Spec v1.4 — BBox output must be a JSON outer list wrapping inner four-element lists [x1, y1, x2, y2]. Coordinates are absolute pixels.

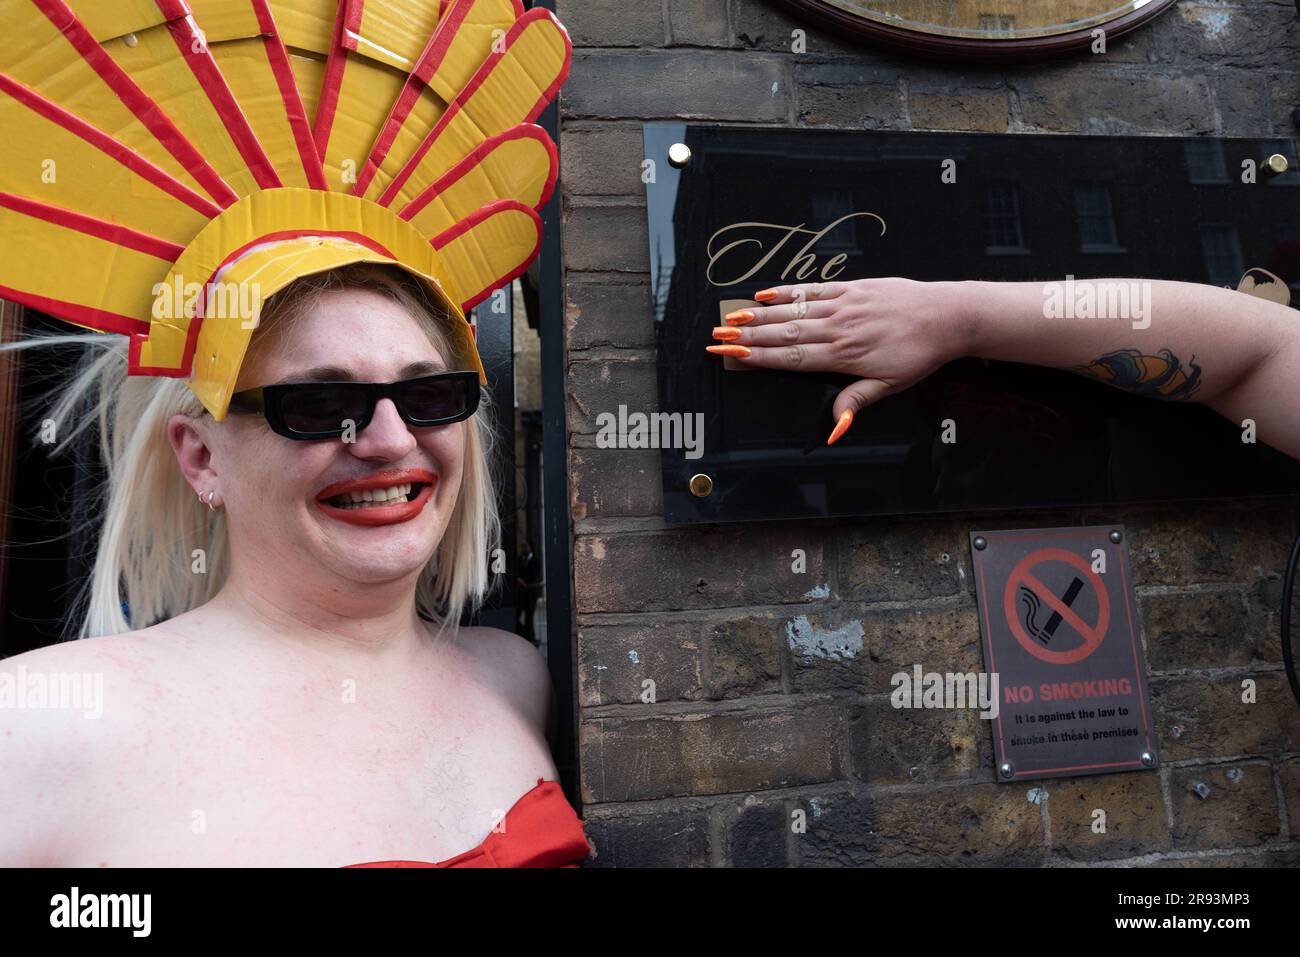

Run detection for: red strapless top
[[343, 778, 588, 868]]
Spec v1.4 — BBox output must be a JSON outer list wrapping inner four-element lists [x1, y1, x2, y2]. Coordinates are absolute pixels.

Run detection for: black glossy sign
[[643, 123, 1300, 524], [970, 525, 1157, 782]]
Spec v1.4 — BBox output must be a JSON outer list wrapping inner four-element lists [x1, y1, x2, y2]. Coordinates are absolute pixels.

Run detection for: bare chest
[[68, 675, 555, 866]]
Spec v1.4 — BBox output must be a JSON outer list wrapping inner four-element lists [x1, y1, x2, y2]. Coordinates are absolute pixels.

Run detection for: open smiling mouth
[[314, 471, 438, 527], [324, 482, 431, 509]]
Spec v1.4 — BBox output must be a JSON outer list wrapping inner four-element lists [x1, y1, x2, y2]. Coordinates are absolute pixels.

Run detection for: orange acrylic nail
[[712, 326, 742, 341], [724, 309, 755, 325], [754, 288, 779, 302], [826, 409, 854, 446], [706, 344, 751, 357]]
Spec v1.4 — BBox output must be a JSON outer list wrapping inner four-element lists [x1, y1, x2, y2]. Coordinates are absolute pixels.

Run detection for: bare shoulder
[[455, 626, 552, 736], [0, 627, 184, 865]]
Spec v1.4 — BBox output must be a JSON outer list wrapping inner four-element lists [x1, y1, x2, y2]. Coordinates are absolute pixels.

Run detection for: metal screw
[[1109, 529, 1122, 544], [974, 536, 987, 551], [1264, 153, 1290, 176], [1140, 751, 1154, 767], [689, 473, 713, 498], [668, 143, 692, 168], [999, 762, 1014, 779], [1190, 780, 1211, 800]]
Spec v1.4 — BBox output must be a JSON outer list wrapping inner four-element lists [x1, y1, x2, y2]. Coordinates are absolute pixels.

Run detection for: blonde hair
[[0, 263, 502, 642]]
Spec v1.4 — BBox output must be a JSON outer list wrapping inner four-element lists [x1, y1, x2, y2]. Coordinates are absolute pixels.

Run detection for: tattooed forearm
[[1060, 348, 1203, 401]]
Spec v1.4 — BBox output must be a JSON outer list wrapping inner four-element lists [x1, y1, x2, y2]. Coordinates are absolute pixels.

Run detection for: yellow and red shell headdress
[[0, 0, 570, 419]]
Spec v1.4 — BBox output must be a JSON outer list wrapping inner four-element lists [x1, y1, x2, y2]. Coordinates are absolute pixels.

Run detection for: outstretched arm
[[960, 279, 1300, 456], [709, 277, 1300, 459]]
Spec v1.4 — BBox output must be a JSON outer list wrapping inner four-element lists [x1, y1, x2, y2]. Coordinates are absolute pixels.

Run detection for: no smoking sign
[[971, 525, 1158, 782]]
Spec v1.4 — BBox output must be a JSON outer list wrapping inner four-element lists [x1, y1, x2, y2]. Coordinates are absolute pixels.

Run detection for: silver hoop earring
[[202, 490, 218, 512]]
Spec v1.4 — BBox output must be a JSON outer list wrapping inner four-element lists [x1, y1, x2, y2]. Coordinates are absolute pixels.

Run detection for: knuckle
[[783, 344, 804, 367], [782, 322, 801, 342]]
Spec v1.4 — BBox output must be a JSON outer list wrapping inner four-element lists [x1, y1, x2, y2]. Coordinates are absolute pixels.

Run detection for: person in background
[[517, 540, 542, 648]]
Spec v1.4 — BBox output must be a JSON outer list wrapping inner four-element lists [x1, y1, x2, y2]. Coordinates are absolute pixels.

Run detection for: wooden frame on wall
[[767, 0, 1181, 61]]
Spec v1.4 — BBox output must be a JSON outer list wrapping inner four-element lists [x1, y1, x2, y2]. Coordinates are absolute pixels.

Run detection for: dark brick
[[790, 604, 984, 696], [563, 204, 648, 273], [566, 356, 658, 438], [907, 71, 1009, 133], [560, 125, 648, 197], [580, 703, 844, 801], [1145, 2, 1300, 71], [1170, 762, 1280, 849], [728, 799, 789, 867], [1015, 69, 1215, 134], [553, 0, 663, 47], [563, 51, 789, 121], [577, 618, 705, 707], [1269, 72, 1300, 135], [1152, 672, 1300, 761], [573, 525, 826, 613], [565, 280, 655, 351], [1139, 589, 1251, 671], [1245, 574, 1288, 666], [1116, 507, 1296, 588], [1044, 770, 1170, 861], [1212, 70, 1275, 136], [732, 0, 864, 57], [668, 0, 734, 47], [797, 784, 1046, 866], [794, 62, 903, 128], [704, 614, 785, 700], [852, 695, 993, 785], [582, 806, 711, 866], [838, 516, 969, 603], [1162, 848, 1300, 867], [1282, 757, 1300, 840], [569, 446, 662, 522]]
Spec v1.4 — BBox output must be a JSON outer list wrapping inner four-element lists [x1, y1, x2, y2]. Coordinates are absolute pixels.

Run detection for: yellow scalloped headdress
[[0, 0, 571, 419]]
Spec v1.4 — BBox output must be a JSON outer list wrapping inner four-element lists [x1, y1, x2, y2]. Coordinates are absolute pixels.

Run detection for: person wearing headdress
[[0, 0, 585, 867]]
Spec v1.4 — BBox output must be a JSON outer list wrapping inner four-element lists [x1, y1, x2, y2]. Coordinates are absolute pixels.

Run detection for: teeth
[[328, 483, 415, 508]]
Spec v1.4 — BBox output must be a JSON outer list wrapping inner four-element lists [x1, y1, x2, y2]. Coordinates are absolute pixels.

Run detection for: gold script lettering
[[705, 212, 886, 286]]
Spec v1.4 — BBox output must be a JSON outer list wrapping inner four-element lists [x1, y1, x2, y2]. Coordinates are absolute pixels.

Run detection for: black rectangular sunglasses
[[227, 370, 480, 440]]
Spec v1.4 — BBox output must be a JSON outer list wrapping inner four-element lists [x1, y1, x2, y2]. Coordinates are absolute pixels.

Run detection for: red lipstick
[[315, 468, 437, 527]]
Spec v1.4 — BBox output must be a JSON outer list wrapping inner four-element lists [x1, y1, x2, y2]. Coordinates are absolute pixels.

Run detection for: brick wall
[[556, 0, 1300, 866]]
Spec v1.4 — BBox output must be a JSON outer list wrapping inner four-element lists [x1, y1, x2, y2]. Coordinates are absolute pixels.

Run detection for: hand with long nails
[[707, 278, 973, 445]]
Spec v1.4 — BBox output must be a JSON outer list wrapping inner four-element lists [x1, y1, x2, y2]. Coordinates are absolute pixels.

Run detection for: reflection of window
[[1200, 224, 1244, 287], [811, 189, 857, 253], [978, 14, 1015, 32], [1278, 224, 1300, 300], [982, 181, 1027, 254], [1074, 183, 1123, 252], [1184, 139, 1228, 184]]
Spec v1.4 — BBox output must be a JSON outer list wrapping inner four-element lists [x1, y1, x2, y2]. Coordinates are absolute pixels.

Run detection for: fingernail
[[754, 288, 779, 302], [724, 309, 754, 325], [706, 344, 751, 357], [826, 409, 853, 445], [712, 326, 742, 341]]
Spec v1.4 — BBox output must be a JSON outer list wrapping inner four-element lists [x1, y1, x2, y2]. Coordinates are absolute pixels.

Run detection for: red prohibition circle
[[1002, 547, 1109, 665]]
